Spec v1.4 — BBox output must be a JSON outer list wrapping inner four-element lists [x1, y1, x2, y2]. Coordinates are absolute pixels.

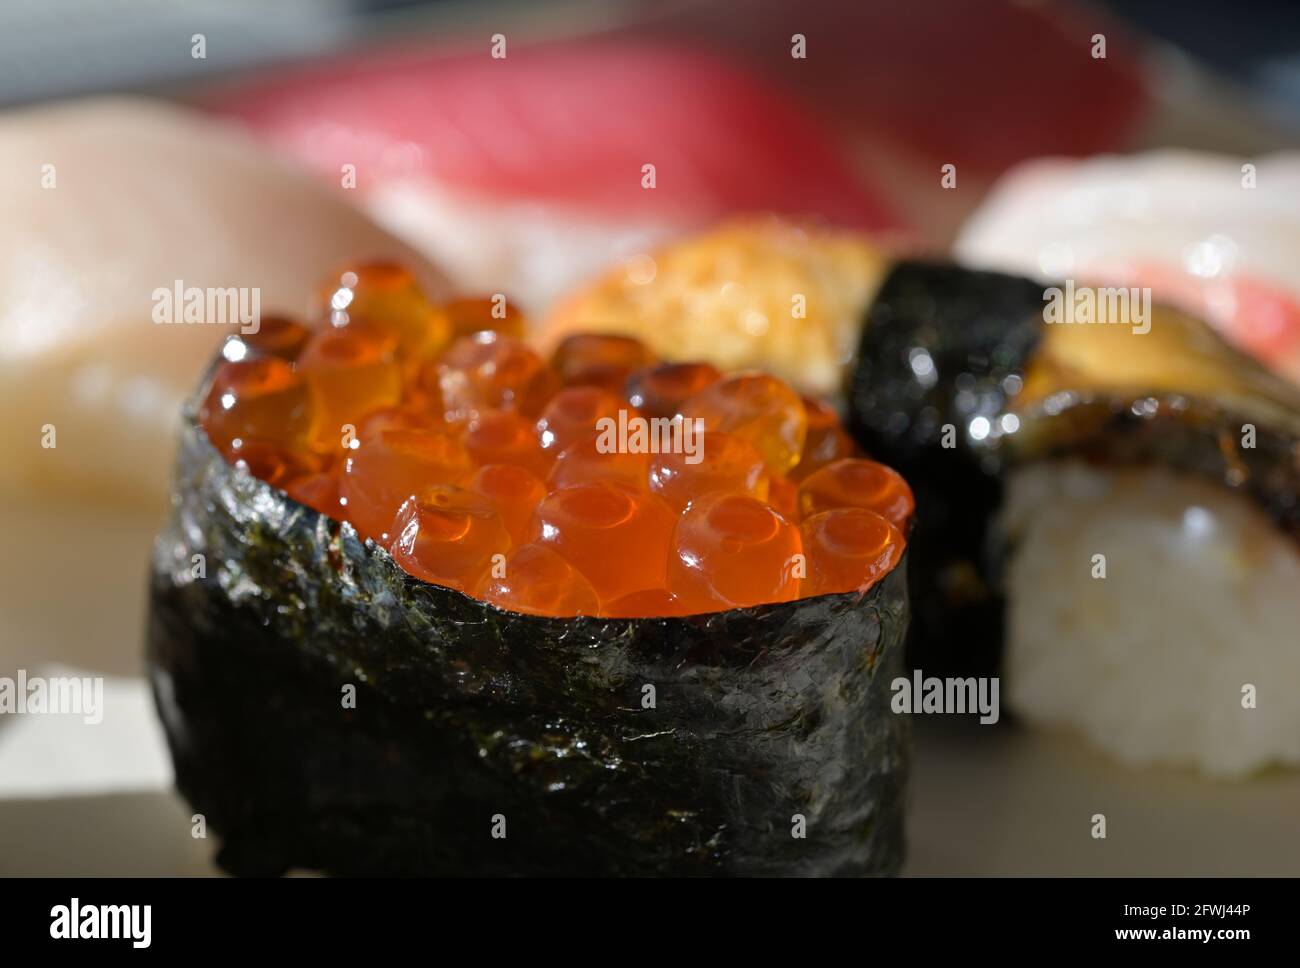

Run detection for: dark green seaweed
[[1009, 392, 1300, 541], [148, 411, 911, 877], [849, 262, 1044, 679]]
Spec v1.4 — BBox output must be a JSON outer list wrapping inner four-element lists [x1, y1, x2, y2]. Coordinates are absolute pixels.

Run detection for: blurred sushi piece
[[850, 262, 1300, 778], [0, 97, 447, 508], [543, 217, 888, 399], [629, 0, 1148, 238], [639, 0, 1149, 174], [544, 221, 1300, 777], [205, 39, 901, 312], [956, 151, 1300, 384]]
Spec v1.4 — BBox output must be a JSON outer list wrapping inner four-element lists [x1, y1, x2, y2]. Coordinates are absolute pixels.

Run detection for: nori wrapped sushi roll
[[848, 263, 1045, 678], [849, 261, 1300, 775], [848, 261, 1300, 674], [147, 268, 913, 876]]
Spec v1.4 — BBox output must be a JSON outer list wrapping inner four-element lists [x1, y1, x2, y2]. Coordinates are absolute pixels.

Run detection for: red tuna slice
[[207, 40, 901, 231], [634, 0, 1150, 174]]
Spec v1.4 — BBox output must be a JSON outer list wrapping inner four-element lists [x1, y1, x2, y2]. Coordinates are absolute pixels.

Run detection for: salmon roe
[[284, 469, 342, 517], [222, 315, 311, 363], [680, 372, 808, 475], [341, 428, 472, 544], [355, 406, 442, 442], [625, 361, 721, 418], [318, 261, 450, 364], [469, 463, 549, 545], [647, 430, 768, 511], [797, 458, 915, 530], [229, 439, 322, 487], [199, 268, 910, 616], [536, 386, 628, 454], [199, 357, 315, 459], [391, 486, 511, 592], [531, 480, 675, 602], [667, 493, 802, 612], [475, 543, 599, 617], [800, 508, 904, 598], [792, 395, 859, 479], [298, 324, 403, 452], [442, 295, 526, 340], [551, 333, 657, 391], [602, 587, 683, 619], [463, 409, 547, 474], [430, 331, 557, 423], [546, 437, 649, 490]]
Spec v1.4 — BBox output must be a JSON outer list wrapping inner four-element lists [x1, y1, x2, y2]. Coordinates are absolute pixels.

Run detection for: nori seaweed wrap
[[849, 263, 1044, 678], [148, 396, 911, 877]]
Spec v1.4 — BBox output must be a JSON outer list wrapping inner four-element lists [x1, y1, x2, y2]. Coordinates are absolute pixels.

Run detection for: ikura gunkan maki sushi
[[147, 261, 913, 876]]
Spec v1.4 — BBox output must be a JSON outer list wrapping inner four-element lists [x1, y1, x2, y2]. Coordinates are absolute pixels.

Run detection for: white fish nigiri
[[956, 150, 1300, 383], [0, 97, 448, 508]]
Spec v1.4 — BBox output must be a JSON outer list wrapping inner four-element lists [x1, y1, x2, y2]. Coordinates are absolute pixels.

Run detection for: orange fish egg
[[468, 463, 548, 545], [551, 333, 656, 391], [390, 486, 511, 592], [531, 480, 675, 601], [432, 332, 557, 423], [298, 324, 403, 453], [798, 458, 915, 530], [340, 428, 472, 543], [624, 361, 722, 418], [767, 474, 799, 520], [319, 261, 450, 363], [354, 406, 442, 443], [221, 315, 311, 363], [680, 372, 807, 475], [792, 395, 859, 480], [228, 439, 322, 488], [442, 295, 526, 340], [404, 361, 447, 417], [285, 469, 344, 517], [546, 438, 649, 490], [667, 493, 802, 612], [200, 358, 315, 455], [647, 430, 769, 511], [463, 408, 546, 473], [602, 587, 686, 619], [800, 508, 904, 597], [475, 543, 600, 617], [536, 385, 629, 453]]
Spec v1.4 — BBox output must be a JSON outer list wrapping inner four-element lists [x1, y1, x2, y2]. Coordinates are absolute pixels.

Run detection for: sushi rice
[[1001, 461, 1300, 778]]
